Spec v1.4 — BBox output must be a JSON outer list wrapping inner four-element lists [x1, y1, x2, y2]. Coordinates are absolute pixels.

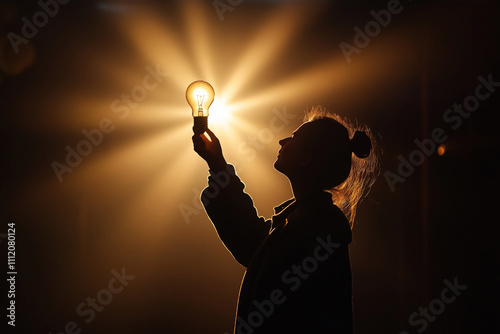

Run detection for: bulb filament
[[197, 94, 205, 116]]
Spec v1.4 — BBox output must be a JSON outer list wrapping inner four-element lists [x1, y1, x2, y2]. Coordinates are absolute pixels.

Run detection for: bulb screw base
[[193, 116, 208, 134]]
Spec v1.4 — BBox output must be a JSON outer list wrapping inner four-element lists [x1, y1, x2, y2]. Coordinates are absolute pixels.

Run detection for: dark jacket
[[202, 165, 353, 334]]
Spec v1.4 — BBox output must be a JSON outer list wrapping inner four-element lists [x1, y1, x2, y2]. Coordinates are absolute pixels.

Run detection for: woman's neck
[[290, 177, 323, 202]]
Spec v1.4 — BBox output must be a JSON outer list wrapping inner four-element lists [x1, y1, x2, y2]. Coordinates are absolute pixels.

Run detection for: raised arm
[[193, 128, 271, 267]]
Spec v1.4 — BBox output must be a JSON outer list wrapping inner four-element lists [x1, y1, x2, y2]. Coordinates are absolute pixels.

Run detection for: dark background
[[1, 0, 499, 333]]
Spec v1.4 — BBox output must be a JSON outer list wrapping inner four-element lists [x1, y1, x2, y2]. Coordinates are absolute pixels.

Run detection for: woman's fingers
[[192, 135, 206, 152], [204, 128, 219, 143], [192, 128, 225, 169]]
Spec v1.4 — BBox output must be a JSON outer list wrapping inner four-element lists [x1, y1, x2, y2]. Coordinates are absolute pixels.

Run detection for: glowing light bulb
[[186, 80, 215, 134]]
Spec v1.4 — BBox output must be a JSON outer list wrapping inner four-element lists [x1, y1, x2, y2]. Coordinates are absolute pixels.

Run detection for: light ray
[[230, 34, 418, 113], [221, 5, 314, 102], [114, 5, 197, 91], [180, 2, 217, 81]]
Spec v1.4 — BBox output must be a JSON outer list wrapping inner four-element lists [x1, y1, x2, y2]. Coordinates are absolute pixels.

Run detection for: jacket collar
[[273, 198, 296, 215], [271, 191, 332, 230]]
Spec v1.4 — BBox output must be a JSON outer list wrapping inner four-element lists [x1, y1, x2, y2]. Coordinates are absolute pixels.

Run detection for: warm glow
[[209, 97, 233, 126], [437, 144, 446, 156], [30, 0, 419, 257]]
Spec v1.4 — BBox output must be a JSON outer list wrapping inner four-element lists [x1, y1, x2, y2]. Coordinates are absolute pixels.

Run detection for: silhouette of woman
[[192, 106, 380, 334]]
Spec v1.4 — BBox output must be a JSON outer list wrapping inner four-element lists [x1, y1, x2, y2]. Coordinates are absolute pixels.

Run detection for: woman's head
[[274, 106, 380, 226]]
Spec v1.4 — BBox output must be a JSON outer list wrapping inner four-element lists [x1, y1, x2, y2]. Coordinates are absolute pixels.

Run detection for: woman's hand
[[192, 128, 227, 171]]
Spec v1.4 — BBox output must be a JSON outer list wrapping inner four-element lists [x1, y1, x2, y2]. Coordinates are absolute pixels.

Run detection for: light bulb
[[186, 80, 215, 134]]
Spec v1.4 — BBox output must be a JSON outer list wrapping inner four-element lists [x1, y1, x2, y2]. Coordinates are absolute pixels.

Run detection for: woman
[[192, 106, 380, 334]]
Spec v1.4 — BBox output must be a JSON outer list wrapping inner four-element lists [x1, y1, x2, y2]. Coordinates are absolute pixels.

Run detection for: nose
[[279, 137, 291, 146]]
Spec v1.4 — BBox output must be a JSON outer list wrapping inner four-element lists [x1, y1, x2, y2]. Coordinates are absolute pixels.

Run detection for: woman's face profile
[[274, 122, 317, 175]]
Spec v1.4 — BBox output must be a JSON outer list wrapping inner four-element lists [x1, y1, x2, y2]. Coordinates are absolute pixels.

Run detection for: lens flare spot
[[437, 144, 446, 156]]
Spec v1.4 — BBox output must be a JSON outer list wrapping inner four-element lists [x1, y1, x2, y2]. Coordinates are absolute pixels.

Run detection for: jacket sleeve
[[201, 164, 271, 268]]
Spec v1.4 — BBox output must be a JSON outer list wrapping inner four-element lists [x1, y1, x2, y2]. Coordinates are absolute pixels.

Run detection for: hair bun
[[350, 131, 372, 158]]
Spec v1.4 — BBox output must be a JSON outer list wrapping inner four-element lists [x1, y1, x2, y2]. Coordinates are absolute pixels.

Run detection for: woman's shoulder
[[286, 199, 352, 244]]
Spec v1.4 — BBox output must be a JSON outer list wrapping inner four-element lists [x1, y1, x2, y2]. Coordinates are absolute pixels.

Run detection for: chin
[[273, 159, 281, 171], [273, 160, 279, 170], [273, 160, 285, 174]]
